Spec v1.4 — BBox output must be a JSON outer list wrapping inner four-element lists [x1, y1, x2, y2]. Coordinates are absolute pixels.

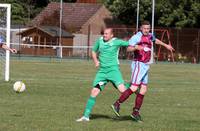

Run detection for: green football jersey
[[92, 37, 129, 67]]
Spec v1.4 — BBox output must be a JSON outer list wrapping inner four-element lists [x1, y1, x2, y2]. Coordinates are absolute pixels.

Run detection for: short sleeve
[[92, 37, 101, 52], [128, 32, 142, 46], [0, 36, 4, 45]]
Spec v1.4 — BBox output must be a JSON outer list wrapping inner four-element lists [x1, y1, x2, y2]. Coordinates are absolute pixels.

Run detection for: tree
[[157, 0, 200, 28], [11, 2, 27, 24], [104, 0, 154, 25], [104, 0, 200, 28]]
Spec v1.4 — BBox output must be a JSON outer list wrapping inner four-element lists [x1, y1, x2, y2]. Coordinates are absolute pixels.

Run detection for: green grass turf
[[0, 59, 200, 131]]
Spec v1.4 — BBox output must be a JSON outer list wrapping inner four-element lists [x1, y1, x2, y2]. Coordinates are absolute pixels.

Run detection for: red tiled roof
[[17, 26, 74, 38], [32, 2, 102, 30]]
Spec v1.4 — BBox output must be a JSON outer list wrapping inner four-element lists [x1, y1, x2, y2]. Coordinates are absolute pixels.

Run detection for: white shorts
[[130, 61, 150, 86]]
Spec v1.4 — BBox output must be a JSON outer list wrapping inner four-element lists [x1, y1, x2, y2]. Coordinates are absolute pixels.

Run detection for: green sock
[[83, 96, 96, 118]]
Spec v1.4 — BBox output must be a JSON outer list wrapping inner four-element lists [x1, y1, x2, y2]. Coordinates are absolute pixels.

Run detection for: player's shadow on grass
[[111, 115, 133, 121], [90, 114, 133, 121], [90, 114, 112, 120]]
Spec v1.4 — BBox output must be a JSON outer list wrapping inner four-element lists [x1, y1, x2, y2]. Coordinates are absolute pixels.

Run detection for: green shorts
[[92, 66, 124, 91]]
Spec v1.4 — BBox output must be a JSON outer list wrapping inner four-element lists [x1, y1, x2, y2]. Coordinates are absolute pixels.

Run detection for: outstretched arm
[[127, 45, 144, 52], [155, 39, 174, 52], [2, 44, 17, 53], [92, 51, 99, 68]]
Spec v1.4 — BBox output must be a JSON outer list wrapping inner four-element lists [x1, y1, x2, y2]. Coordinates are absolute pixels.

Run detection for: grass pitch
[[0, 59, 200, 131]]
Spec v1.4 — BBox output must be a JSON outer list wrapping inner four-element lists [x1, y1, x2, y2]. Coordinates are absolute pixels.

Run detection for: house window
[[22, 36, 33, 44]]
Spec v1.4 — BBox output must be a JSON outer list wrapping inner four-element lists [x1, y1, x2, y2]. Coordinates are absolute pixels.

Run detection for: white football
[[13, 81, 26, 93]]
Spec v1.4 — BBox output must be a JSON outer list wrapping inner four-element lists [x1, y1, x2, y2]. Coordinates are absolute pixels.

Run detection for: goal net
[[0, 4, 11, 81]]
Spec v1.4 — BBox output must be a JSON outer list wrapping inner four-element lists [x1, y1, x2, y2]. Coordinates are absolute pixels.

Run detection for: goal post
[[0, 4, 11, 81]]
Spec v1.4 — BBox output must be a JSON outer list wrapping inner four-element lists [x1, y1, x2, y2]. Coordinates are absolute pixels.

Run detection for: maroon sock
[[133, 93, 144, 115], [116, 88, 133, 104]]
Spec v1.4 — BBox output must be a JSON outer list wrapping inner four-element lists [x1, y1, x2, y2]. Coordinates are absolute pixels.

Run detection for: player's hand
[[135, 45, 144, 51], [11, 49, 17, 53], [95, 61, 99, 68], [166, 44, 175, 52]]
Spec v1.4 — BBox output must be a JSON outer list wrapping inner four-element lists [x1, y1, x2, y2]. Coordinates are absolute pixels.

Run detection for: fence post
[[197, 29, 200, 63], [176, 29, 179, 53], [87, 25, 91, 60], [18, 25, 21, 59]]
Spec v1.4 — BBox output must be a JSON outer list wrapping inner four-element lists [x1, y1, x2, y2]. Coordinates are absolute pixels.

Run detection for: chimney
[[77, 0, 97, 3]]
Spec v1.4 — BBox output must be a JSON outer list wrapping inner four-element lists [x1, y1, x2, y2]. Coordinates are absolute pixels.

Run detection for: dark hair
[[141, 20, 150, 26]]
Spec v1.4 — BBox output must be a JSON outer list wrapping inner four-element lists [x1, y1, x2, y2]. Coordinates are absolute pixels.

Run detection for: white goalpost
[[0, 4, 11, 81]]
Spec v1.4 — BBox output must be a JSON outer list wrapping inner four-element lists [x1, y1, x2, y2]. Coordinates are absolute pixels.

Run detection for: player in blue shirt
[[111, 21, 174, 122], [0, 36, 16, 53]]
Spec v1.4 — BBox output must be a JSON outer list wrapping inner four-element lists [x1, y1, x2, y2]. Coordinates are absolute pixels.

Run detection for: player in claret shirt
[[111, 21, 174, 122]]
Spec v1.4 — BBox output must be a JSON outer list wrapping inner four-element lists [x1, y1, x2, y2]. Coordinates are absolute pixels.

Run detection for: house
[[30, 2, 117, 58], [31, 2, 114, 35], [17, 26, 74, 56]]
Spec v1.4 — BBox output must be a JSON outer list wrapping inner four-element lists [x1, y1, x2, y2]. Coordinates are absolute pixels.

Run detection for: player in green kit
[[76, 28, 129, 122]]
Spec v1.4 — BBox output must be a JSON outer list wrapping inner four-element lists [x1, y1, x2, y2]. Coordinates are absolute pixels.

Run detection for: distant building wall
[[72, 33, 100, 57], [80, 6, 113, 35]]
